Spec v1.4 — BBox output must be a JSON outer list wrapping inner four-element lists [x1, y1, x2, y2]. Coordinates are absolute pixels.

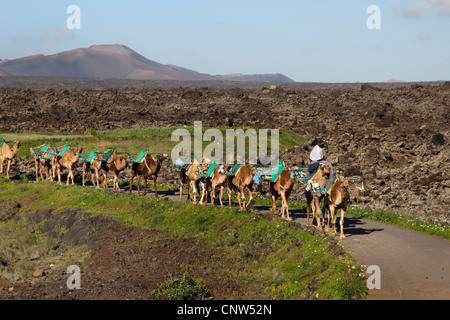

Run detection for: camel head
[[338, 177, 349, 188], [118, 153, 128, 166], [249, 165, 260, 175], [320, 163, 331, 173], [217, 164, 230, 175], [121, 154, 127, 161], [157, 153, 168, 163], [198, 158, 209, 174], [76, 147, 83, 154]]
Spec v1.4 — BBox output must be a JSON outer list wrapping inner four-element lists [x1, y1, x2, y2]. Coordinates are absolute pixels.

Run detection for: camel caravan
[[0, 138, 364, 239], [171, 144, 364, 238]]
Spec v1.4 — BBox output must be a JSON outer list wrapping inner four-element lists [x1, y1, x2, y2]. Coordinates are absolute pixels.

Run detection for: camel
[[227, 164, 259, 210], [52, 147, 83, 185], [176, 166, 191, 201], [208, 165, 230, 207], [82, 160, 102, 188], [171, 157, 193, 201], [325, 177, 350, 239], [270, 170, 295, 220], [32, 146, 54, 182], [184, 158, 210, 205], [308, 163, 331, 229], [100, 151, 128, 191], [0, 140, 20, 179], [30, 145, 53, 182], [128, 153, 167, 197]]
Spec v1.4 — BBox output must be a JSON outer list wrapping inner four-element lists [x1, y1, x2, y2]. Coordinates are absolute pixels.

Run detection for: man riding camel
[[306, 142, 334, 191]]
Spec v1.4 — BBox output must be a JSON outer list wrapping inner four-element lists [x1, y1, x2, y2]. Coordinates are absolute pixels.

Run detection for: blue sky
[[0, 0, 449, 82]]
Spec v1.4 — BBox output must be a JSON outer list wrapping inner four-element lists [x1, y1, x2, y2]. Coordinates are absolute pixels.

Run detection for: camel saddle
[[256, 160, 286, 184], [94, 149, 115, 163], [127, 150, 148, 164], [79, 149, 99, 163], [196, 159, 218, 178]]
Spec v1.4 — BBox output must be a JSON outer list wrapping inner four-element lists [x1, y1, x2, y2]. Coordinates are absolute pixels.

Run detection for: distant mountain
[[215, 73, 294, 82], [0, 68, 10, 77], [387, 79, 405, 83], [0, 44, 294, 82]]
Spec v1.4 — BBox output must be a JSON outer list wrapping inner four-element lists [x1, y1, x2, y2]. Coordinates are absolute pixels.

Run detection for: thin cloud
[[40, 27, 74, 41], [10, 32, 34, 41], [394, 0, 450, 18], [10, 28, 74, 42]]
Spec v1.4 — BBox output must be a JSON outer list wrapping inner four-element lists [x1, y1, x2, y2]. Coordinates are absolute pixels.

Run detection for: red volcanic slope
[[0, 44, 294, 82], [0, 68, 10, 77], [0, 45, 214, 81]]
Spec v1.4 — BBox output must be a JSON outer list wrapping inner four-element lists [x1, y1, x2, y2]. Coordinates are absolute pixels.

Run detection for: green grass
[[9, 126, 308, 160], [0, 180, 367, 300], [151, 264, 211, 300]]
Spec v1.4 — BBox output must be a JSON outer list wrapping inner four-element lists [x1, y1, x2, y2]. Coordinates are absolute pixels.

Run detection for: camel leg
[[210, 185, 215, 206], [201, 181, 207, 205], [312, 196, 322, 229], [199, 182, 206, 205], [306, 203, 310, 226], [6, 160, 11, 179], [219, 186, 224, 208], [228, 188, 232, 208], [305, 191, 311, 226], [241, 187, 247, 210], [94, 172, 98, 187], [94, 169, 99, 188], [71, 167, 75, 185], [236, 190, 242, 210], [39, 164, 45, 181], [246, 188, 253, 210], [136, 175, 141, 195], [45, 166, 50, 181], [101, 171, 107, 189], [326, 203, 333, 234], [66, 167, 71, 185], [39, 164, 43, 181], [57, 167, 62, 186], [187, 182, 193, 202], [328, 204, 335, 235], [339, 208, 346, 239], [239, 187, 246, 210], [35, 158, 40, 182], [271, 194, 277, 213], [113, 172, 119, 191], [48, 166, 53, 181], [179, 183, 184, 201], [51, 162, 56, 182], [128, 170, 135, 193], [0, 158, 4, 176], [82, 164, 87, 186], [191, 181, 198, 204], [281, 192, 291, 221], [321, 199, 328, 229]]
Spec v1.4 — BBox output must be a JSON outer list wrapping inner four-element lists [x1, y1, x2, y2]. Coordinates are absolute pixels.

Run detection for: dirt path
[[150, 188, 450, 300]]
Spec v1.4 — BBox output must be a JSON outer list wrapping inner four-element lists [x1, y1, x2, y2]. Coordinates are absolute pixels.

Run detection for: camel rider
[[306, 144, 334, 191]]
